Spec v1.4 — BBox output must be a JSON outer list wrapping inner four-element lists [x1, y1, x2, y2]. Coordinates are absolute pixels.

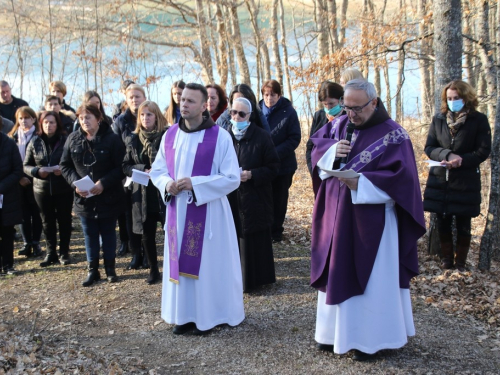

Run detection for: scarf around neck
[[138, 128, 162, 164], [18, 126, 36, 161], [446, 110, 468, 137]]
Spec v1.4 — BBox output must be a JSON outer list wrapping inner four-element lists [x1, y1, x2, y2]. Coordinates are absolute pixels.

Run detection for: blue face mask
[[324, 104, 342, 117], [447, 99, 465, 113], [230, 119, 250, 131]]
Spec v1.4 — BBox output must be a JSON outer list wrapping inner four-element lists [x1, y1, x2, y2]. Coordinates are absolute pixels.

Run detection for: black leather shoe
[[32, 243, 43, 257], [173, 322, 195, 335], [126, 254, 142, 270], [317, 343, 334, 352], [60, 253, 71, 265], [352, 350, 377, 361], [118, 242, 129, 256], [18, 243, 32, 257], [146, 267, 161, 285]]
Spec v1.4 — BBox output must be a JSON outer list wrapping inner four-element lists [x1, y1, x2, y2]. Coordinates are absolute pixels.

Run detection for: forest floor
[[1, 140, 500, 374]]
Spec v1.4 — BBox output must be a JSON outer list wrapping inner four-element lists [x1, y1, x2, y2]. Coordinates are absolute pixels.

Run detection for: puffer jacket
[[0, 133, 23, 226], [23, 134, 73, 196], [60, 122, 125, 219], [259, 97, 301, 175]]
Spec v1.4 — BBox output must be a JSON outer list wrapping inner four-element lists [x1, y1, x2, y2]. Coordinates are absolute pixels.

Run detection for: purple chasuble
[[164, 124, 220, 283], [310, 114, 426, 305]]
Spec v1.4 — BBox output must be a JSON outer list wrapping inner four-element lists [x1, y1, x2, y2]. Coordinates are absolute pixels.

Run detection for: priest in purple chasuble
[[310, 79, 426, 360], [150, 83, 244, 335]]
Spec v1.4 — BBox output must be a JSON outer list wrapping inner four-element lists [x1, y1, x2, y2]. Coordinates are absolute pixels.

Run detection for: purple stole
[[164, 124, 219, 284]]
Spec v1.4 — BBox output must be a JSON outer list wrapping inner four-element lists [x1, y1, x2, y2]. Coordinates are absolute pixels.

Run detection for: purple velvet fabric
[[310, 114, 426, 305]]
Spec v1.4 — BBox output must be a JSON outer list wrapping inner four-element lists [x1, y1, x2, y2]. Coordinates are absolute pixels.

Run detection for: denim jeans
[[79, 215, 117, 262]]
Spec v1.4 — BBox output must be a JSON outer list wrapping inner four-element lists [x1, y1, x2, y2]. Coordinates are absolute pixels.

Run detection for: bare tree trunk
[[195, 0, 214, 83], [47, 0, 54, 83], [279, 0, 293, 102], [383, 57, 392, 117], [339, 0, 348, 48], [271, 0, 283, 84], [479, 0, 500, 270], [315, 0, 329, 58], [228, 1, 250, 84], [395, 49, 404, 123], [433, 0, 462, 112], [463, 2, 476, 89], [215, 3, 229, 87], [9, 0, 24, 97], [222, 5, 237, 87], [327, 0, 338, 54], [417, 0, 432, 123], [245, 0, 271, 81]]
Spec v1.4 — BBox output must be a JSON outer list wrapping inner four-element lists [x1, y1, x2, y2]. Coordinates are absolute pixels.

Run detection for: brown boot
[[439, 232, 454, 269], [455, 235, 471, 271]]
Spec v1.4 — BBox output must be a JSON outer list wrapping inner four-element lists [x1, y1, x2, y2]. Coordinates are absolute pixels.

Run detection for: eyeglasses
[[83, 149, 97, 167], [340, 98, 373, 113], [230, 109, 251, 118]]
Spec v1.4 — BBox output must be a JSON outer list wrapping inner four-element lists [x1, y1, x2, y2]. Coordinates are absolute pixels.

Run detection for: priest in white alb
[[150, 83, 244, 335]]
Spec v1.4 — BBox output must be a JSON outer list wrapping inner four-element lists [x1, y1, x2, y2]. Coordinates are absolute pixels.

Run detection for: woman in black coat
[[259, 79, 301, 243], [0, 121, 23, 274], [122, 101, 166, 284], [228, 97, 279, 292], [8, 106, 43, 258], [24, 111, 73, 267], [423, 80, 491, 271], [305, 81, 344, 175], [60, 104, 125, 286]]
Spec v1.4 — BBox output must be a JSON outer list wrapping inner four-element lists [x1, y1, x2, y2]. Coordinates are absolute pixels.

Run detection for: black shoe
[[60, 253, 71, 265], [272, 235, 282, 243], [146, 267, 161, 285], [104, 258, 118, 283], [173, 322, 196, 335], [352, 350, 377, 362], [40, 252, 60, 267], [117, 241, 129, 256], [5, 267, 17, 275], [317, 343, 334, 352], [18, 243, 32, 257], [126, 254, 143, 270], [32, 243, 43, 257], [192, 327, 212, 336], [142, 253, 150, 269], [82, 260, 100, 287]]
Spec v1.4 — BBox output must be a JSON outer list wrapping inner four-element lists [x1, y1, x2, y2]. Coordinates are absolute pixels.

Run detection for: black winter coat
[[112, 108, 137, 143], [122, 132, 165, 234], [228, 124, 279, 234], [305, 109, 329, 174], [23, 134, 73, 196], [0, 96, 29, 122], [0, 133, 23, 226], [259, 97, 301, 175], [60, 123, 125, 219], [423, 111, 491, 217]]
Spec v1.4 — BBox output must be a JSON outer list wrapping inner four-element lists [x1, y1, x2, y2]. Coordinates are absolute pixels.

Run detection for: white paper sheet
[[0, 194, 3, 208], [424, 160, 445, 167], [44, 165, 60, 173], [132, 169, 150, 186], [319, 168, 360, 178], [73, 175, 96, 197]]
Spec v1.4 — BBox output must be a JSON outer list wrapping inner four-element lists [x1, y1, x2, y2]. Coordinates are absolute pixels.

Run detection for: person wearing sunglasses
[[309, 79, 425, 361], [23, 111, 73, 267], [306, 81, 344, 176], [227, 97, 279, 292], [60, 104, 125, 287], [259, 79, 301, 243]]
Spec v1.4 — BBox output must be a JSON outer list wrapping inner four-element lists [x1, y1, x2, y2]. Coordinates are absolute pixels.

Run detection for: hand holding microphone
[[337, 123, 355, 164]]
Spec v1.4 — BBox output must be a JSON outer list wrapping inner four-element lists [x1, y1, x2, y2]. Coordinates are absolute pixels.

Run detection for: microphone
[[340, 123, 355, 166]]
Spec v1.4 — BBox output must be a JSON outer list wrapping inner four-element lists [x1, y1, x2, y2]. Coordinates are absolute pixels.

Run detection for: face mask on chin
[[324, 104, 342, 117], [230, 119, 250, 131]]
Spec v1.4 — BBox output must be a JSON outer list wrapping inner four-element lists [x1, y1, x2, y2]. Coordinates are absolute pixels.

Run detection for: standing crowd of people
[[0, 70, 490, 361]]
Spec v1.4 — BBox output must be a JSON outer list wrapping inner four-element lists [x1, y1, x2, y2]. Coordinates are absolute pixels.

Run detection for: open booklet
[[320, 168, 360, 178], [73, 175, 96, 198], [131, 169, 150, 186]]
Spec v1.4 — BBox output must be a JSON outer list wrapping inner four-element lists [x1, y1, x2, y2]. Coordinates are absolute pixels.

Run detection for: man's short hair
[[121, 79, 135, 91], [125, 84, 146, 98], [45, 95, 62, 105], [344, 79, 377, 100], [185, 83, 208, 103], [0, 80, 9, 88], [49, 81, 67, 96]]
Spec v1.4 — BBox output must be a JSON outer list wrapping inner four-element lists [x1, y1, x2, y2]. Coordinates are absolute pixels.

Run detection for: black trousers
[[271, 172, 295, 239], [0, 219, 15, 271], [34, 191, 73, 254], [130, 212, 162, 268], [436, 214, 471, 237]]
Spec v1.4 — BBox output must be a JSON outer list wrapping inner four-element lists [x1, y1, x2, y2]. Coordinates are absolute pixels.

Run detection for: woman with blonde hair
[[122, 100, 167, 284], [423, 80, 491, 271], [9, 107, 43, 258], [339, 68, 364, 87]]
